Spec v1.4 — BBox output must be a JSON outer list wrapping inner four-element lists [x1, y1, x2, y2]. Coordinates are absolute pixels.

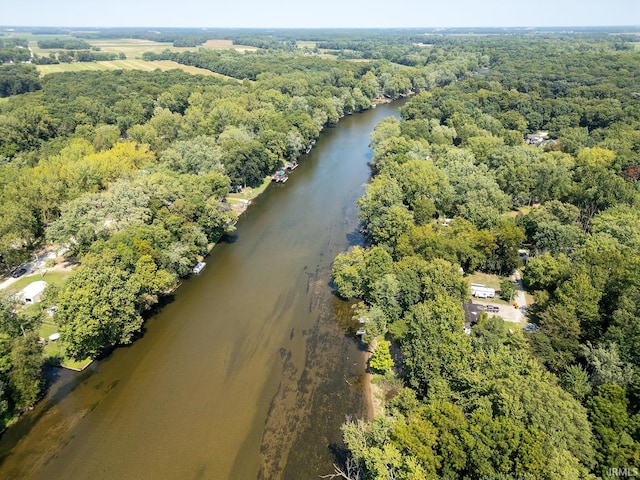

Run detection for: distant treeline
[[70, 29, 211, 48], [37, 38, 92, 50], [0, 37, 28, 48], [230, 36, 296, 51], [0, 37, 30, 64], [40, 50, 123, 63]]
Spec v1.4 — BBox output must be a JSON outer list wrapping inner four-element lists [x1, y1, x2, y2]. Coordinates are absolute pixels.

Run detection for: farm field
[[36, 59, 230, 77], [29, 37, 258, 59], [90, 38, 257, 57], [296, 40, 317, 49], [201, 38, 258, 51], [28, 38, 183, 58], [29, 37, 258, 77]]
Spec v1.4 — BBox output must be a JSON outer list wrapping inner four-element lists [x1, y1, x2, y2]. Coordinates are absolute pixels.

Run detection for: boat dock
[[271, 170, 289, 183]]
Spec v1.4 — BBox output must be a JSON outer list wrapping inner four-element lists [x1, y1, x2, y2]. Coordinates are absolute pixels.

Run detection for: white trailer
[[471, 284, 495, 298]]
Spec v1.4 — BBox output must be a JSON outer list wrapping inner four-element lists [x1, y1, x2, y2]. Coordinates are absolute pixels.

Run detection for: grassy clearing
[[36, 62, 115, 74], [297, 41, 317, 49], [504, 205, 533, 218], [150, 61, 237, 79], [467, 271, 503, 290], [201, 39, 258, 52], [61, 356, 93, 371], [3, 270, 71, 297], [39, 318, 92, 370], [3, 272, 93, 370], [227, 177, 272, 215], [63, 38, 194, 59], [29, 35, 258, 60], [23, 270, 70, 289], [40, 321, 57, 339], [83, 38, 256, 58], [227, 176, 272, 202], [467, 272, 514, 305], [36, 59, 228, 77]]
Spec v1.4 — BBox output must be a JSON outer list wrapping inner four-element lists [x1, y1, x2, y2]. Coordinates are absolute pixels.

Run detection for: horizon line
[[2, 25, 640, 30]]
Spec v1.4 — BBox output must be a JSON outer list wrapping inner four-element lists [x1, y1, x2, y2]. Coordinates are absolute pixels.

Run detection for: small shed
[[20, 280, 48, 304]]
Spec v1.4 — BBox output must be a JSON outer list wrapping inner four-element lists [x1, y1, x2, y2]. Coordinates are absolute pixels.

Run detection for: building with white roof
[[19, 280, 48, 304]]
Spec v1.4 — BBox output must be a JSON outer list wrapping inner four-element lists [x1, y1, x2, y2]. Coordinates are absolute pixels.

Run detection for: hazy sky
[[2, 0, 639, 29]]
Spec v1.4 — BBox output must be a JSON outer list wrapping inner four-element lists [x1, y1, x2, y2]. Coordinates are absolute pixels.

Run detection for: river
[[0, 100, 404, 479]]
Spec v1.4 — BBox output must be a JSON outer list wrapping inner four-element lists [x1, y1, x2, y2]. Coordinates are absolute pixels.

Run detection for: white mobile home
[[471, 284, 495, 299], [19, 281, 48, 304]]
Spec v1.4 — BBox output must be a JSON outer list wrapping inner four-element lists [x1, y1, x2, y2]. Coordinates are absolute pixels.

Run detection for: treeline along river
[[0, 100, 405, 479]]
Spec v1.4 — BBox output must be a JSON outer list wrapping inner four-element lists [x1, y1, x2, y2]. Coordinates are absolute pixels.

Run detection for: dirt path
[[0, 247, 72, 291], [512, 269, 528, 323]]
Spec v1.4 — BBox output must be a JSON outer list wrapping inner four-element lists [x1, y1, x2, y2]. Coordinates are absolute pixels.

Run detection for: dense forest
[[1, 28, 640, 478], [331, 34, 640, 479]]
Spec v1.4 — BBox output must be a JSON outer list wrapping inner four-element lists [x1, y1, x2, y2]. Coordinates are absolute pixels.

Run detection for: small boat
[[356, 329, 366, 336], [192, 262, 206, 274]]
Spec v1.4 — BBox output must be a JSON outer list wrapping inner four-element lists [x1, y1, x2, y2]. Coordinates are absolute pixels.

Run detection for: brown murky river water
[[0, 100, 403, 479]]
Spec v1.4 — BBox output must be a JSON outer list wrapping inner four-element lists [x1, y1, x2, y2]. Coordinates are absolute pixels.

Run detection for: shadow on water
[[0, 366, 93, 464], [345, 227, 368, 248], [0, 291, 182, 464], [217, 231, 239, 244], [328, 442, 351, 468], [99, 292, 179, 352]]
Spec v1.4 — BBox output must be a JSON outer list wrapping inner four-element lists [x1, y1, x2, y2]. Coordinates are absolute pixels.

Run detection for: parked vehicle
[[11, 266, 28, 278]]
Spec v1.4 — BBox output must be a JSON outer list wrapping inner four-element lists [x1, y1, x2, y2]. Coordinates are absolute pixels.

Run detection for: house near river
[[18, 281, 48, 304]]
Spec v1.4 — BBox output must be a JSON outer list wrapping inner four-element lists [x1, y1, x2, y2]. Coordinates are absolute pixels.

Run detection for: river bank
[[362, 338, 385, 420], [225, 176, 272, 217]]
